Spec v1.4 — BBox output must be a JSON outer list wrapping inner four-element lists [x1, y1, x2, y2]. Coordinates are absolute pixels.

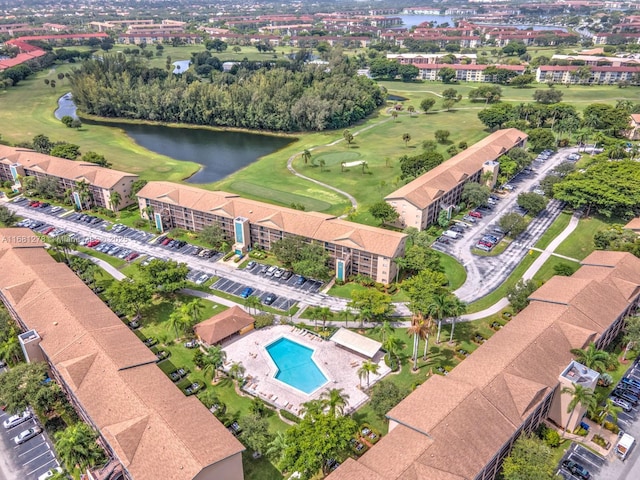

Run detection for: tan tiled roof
[[328, 250, 640, 480], [194, 305, 254, 345], [0, 145, 137, 189], [137, 181, 407, 258], [0, 229, 244, 480], [385, 129, 528, 209]]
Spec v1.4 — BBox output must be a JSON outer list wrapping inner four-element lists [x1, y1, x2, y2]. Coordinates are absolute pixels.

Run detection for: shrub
[[598, 373, 613, 387], [280, 409, 300, 423], [384, 354, 399, 371], [254, 313, 275, 329], [223, 251, 235, 261], [592, 434, 610, 449], [133, 219, 147, 228], [233, 255, 242, 263], [375, 282, 385, 292], [386, 284, 398, 294], [573, 426, 588, 436], [603, 421, 620, 434], [543, 428, 561, 448]]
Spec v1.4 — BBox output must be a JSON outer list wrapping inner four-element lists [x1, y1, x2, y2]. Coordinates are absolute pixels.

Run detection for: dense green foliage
[[271, 236, 331, 280], [70, 55, 384, 132], [507, 279, 539, 313], [501, 435, 555, 480]]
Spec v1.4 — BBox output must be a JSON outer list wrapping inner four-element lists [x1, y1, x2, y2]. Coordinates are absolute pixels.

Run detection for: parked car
[[3, 410, 32, 429], [247, 261, 256, 269], [475, 244, 491, 252], [195, 273, 210, 285], [14, 426, 42, 445], [184, 339, 199, 349], [86, 240, 101, 248], [263, 293, 277, 305], [295, 275, 307, 286], [184, 382, 202, 396], [240, 287, 254, 298], [274, 268, 284, 278], [622, 376, 640, 389], [125, 252, 139, 262], [265, 266, 277, 277], [42, 226, 55, 235], [561, 460, 590, 479], [282, 270, 293, 280], [436, 237, 450, 244], [469, 211, 483, 219], [613, 389, 639, 406], [611, 396, 633, 412]]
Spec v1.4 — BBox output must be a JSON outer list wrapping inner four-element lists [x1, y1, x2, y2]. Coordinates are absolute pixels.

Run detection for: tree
[[202, 345, 226, 381], [138, 258, 189, 294], [266, 431, 288, 464], [596, 398, 622, 436], [357, 360, 379, 389], [54, 423, 105, 471], [468, 85, 502, 103], [129, 179, 148, 199], [347, 289, 392, 323], [553, 263, 577, 276], [509, 74, 535, 88], [343, 129, 354, 145], [561, 384, 596, 437], [438, 66, 457, 83], [402, 132, 411, 147], [623, 316, 640, 361], [370, 381, 408, 418], [50, 143, 80, 160], [320, 388, 350, 417], [280, 413, 357, 479], [0, 362, 49, 413], [199, 224, 229, 250], [369, 201, 399, 225], [478, 103, 516, 130], [228, 361, 246, 381], [517, 192, 548, 216], [427, 292, 459, 344], [570, 343, 610, 373], [403, 270, 449, 315], [398, 63, 419, 82], [434, 130, 450, 144], [61, 115, 74, 128], [407, 314, 429, 371], [533, 89, 563, 104], [499, 212, 528, 238], [106, 279, 154, 318], [502, 435, 555, 480], [420, 97, 436, 113], [399, 150, 444, 179], [109, 191, 122, 212], [0, 205, 17, 227], [461, 182, 490, 207], [301, 149, 311, 164], [241, 413, 272, 455], [168, 307, 189, 338], [82, 151, 111, 168], [506, 279, 538, 313], [32, 134, 53, 154], [401, 244, 443, 274], [272, 236, 331, 280], [528, 128, 556, 153]]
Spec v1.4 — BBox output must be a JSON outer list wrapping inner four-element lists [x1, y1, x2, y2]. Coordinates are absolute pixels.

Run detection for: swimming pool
[[266, 338, 327, 394]]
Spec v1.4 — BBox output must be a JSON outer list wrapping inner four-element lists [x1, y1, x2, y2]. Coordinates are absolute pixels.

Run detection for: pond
[[55, 93, 294, 183]]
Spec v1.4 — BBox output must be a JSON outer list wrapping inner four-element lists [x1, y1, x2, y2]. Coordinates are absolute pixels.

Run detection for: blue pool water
[[266, 338, 327, 394]]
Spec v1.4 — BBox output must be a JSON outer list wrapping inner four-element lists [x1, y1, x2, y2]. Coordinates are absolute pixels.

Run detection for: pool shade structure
[[266, 338, 327, 394], [330, 328, 382, 358], [194, 306, 254, 347]]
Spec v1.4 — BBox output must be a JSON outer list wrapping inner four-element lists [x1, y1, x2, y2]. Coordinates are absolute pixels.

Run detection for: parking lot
[[212, 277, 297, 311], [0, 410, 61, 479], [558, 443, 606, 479], [244, 262, 323, 293], [153, 235, 224, 263]]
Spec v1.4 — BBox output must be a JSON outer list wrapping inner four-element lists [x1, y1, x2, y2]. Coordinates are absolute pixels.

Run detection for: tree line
[[69, 54, 385, 132]]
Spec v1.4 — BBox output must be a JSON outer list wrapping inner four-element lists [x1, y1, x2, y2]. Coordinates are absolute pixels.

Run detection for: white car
[[38, 467, 64, 480], [14, 425, 42, 444], [3, 409, 32, 429]]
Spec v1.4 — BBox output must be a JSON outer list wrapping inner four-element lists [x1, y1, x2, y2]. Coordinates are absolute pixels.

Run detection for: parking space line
[[569, 451, 601, 469], [22, 449, 54, 466], [18, 439, 46, 456], [27, 458, 58, 476]]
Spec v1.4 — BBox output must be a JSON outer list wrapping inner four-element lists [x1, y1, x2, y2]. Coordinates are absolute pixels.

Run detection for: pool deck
[[222, 325, 390, 416]]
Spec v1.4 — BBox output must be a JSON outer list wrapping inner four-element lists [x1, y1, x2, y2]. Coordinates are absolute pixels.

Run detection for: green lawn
[[536, 212, 572, 250], [555, 215, 620, 260], [229, 180, 333, 212], [532, 255, 580, 285], [434, 251, 467, 290]]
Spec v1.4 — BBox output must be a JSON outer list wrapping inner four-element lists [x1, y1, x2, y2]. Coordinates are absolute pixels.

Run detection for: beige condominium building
[[385, 128, 528, 230], [136, 181, 407, 284], [0, 146, 139, 211], [328, 251, 640, 480], [0, 229, 245, 480]]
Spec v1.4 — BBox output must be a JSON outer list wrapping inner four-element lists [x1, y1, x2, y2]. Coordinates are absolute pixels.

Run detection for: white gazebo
[[330, 328, 381, 359]]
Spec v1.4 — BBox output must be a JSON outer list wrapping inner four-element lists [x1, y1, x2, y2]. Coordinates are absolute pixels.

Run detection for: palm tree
[[373, 320, 395, 344], [50, 235, 76, 264], [266, 432, 288, 463], [570, 343, 609, 373], [358, 360, 379, 389], [301, 149, 312, 165], [357, 364, 367, 388], [109, 190, 122, 213], [202, 345, 226, 381], [561, 384, 596, 437], [382, 335, 404, 364], [307, 306, 321, 329], [448, 297, 467, 343], [300, 399, 325, 419], [54, 423, 104, 471], [596, 398, 622, 436], [616, 99, 633, 113], [320, 388, 350, 417], [340, 308, 351, 327], [427, 293, 456, 344], [228, 361, 245, 381], [244, 295, 261, 315], [0, 333, 23, 364], [186, 299, 205, 326], [168, 307, 188, 339], [407, 105, 415, 116], [74, 180, 92, 210], [319, 159, 326, 172], [402, 132, 411, 147], [407, 314, 429, 371], [592, 131, 606, 154], [318, 306, 332, 330]]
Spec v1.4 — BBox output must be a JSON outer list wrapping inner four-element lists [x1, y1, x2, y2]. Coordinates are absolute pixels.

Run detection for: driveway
[[446, 147, 581, 303]]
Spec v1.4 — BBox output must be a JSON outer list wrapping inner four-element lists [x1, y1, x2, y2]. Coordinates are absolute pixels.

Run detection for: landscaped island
[[69, 55, 384, 132]]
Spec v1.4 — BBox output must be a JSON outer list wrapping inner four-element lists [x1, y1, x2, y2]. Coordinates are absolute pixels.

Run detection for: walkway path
[[285, 116, 394, 212]]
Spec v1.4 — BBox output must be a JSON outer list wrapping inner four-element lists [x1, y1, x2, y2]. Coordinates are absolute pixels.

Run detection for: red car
[[42, 226, 55, 235], [161, 237, 173, 246], [29, 201, 40, 207], [87, 239, 101, 248], [126, 252, 139, 262], [469, 211, 483, 219]]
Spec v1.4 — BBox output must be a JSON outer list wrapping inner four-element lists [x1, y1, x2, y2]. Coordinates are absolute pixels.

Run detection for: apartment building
[[0, 146, 139, 211], [387, 53, 478, 64], [551, 54, 640, 67], [117, 33, 203, 45], [414, 63, 524, 82], [328, 250, 640, 480], [385, 129, 528, 230], [536, 65, 640, 84], [0, 229, 245, 480], [136, 181, 406, 284]]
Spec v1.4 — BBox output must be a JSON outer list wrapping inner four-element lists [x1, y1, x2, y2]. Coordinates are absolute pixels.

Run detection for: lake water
[[392, 14, 567, 32], [55, 93, 294, 183], [173, 59, 190, 74]]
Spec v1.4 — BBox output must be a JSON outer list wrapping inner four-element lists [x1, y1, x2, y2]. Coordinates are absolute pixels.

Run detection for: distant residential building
[[42, 23, 68, 32], [385, 129, 527, 230], [414, 63, 525, 82], [136, 181, 407, 284], [536, 65, 640, 85], [117, 33, 203, 45], [387, 53, 477, 65], [551, 54, 640, 67], [0, 146, 138, 211], [628, 114, 640, 140], [593, 32, 640, 45]]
